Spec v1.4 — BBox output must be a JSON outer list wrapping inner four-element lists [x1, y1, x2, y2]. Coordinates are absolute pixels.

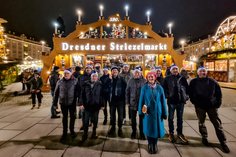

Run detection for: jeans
[[110, 100, 124, 129], [61, 105, 76, 135], [84, 110, 99, 135], [168, 103, 184, 135], [130, 109, 144, 135], [195, 107, 226, 143]]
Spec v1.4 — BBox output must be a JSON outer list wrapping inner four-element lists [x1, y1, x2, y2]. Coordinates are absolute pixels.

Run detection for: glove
[[162, 115, 167, 120]]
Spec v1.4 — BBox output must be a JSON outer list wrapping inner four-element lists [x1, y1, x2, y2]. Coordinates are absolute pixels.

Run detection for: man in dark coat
[[126, 69, 146, 139], [78, 65, 93, 130], [79, 73, 104, 141], [72, 66, 82, 79], [53, 69, 79, 143], [189, 67, 230, 153], [108, 66, 127, 137], [49, 66, 60, 118], [163, 65, 189, 144], [100, 68, 111, 125]]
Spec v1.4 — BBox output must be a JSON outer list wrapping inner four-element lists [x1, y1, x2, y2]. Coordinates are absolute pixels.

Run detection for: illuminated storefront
[[41, 13, 185, 89], [201, 16, 236, 82]]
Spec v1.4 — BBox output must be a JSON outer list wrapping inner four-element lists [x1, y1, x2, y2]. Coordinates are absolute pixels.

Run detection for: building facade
[[178, 16, 236, 82], [5, 33, 51, 61]]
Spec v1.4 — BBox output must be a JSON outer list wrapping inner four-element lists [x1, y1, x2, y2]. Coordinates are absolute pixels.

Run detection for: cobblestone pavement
[[0, 82, 235, 157]]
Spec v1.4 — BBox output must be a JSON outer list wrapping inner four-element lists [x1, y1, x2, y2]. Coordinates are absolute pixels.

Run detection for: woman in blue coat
[[138, 71, 168, 154]]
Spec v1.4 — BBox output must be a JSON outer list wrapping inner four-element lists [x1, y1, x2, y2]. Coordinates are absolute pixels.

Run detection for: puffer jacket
[[53, 77, 78, 106], [189, 77, 222, 109], [80, 80, 104, 111], [126, 77, 146, 110]]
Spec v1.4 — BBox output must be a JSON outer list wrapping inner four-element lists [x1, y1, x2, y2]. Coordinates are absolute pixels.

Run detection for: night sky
[[1, 0, 236, 47]]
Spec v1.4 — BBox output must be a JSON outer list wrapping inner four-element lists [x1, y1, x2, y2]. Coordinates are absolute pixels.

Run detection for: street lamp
[[180, 39, 186, 52], [99, 4, 104, 17], [77, 9, 82, 22], [167, 22, 173, 34], [125, 5, 129, 17], [54, 22, 59, 34], [146, 10, 151, 22]]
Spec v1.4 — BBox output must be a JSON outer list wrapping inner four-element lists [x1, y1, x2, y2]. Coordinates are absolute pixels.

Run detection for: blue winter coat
[[138, 83, 168, 138]]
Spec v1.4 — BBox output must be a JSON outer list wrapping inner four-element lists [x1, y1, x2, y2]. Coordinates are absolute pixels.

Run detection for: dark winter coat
[[163, 74, 189, 104], [31, 77, 43, 90], [110, 76, 127, 102], [49, 71, 59, 91], [80, 80, 104, 111], [53, 77, 78, 106], [126, 77, 146, 110], [189, 77, 222, 109], [100, 74, 111, 97]]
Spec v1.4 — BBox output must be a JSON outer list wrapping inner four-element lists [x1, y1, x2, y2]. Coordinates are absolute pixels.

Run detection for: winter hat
[[197, 66, 207, 73], [134, 65, 142, 71], [170, 64, 179, 71], [85, 65, 93, 70], [53, 66, 59, 71], [64, 69, 72, 74], [123, 64, 129, 68], [111, 66, 119, 71], [155, 66, 162, 72], [133, 69, 141, 74], [103, 67, 109, 71], [91, 72, 98, 77], [146, 71, 157, 80]]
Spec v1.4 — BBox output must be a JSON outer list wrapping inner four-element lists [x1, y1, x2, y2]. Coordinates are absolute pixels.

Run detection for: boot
[[31, 104, 35, 110], [91, 130, 98, 139], [148, 144, 153, 154], [221, 142, 230, 153], [37, 103, 41, 109], [152, 144, 158, 154]]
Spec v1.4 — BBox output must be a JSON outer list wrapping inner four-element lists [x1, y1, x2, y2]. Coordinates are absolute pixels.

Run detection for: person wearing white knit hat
[[189, 66, 230, 153]]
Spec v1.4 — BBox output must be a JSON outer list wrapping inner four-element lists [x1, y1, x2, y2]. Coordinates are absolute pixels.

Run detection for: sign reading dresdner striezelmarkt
[[61, 42, 168, 51]]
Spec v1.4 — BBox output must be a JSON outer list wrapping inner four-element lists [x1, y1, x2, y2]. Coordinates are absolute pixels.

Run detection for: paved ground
[[0, 82, 235, 157]]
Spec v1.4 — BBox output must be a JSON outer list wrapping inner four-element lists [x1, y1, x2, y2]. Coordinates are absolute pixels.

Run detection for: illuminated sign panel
[[61, 42, 167, 51]]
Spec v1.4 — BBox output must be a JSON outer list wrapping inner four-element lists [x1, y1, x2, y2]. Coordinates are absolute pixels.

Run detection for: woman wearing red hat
[[138, 71, 168, 154]]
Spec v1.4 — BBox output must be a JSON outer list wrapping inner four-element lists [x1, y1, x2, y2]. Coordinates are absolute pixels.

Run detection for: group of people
[[48, 63, 230, 154]]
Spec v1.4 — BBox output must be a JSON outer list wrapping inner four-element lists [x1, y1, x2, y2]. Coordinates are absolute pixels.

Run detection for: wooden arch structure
[[41, 14, 185, 90]]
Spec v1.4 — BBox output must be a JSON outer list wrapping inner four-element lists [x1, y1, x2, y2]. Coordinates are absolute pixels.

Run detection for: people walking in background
[[189, 66, 230, 153], [138, 71, 168, 154], [108, 66, 127, 137], [163, 64, 189, 144], [126, 69, 146, 139], [100, 68, 111, 125], [30, 72, 43, 109], [49, 66, 60, 118], [53, 69, 79, 143], [79, 73, 105, 142]]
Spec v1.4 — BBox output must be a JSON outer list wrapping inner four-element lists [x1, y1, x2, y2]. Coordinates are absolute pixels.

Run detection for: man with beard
[[108, 66, 127, 137]]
